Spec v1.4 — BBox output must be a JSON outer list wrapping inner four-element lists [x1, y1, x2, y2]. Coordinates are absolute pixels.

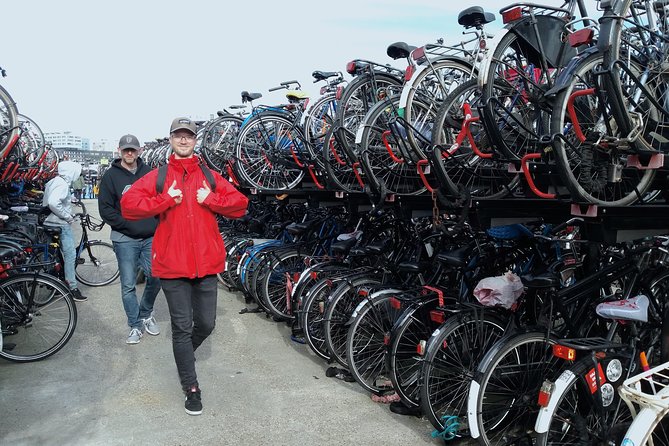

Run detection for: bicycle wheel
[[200, 114, 243, 173], [17, 113, 46, 167], [259, 249, 307, 320], [299, 277, 336, 361], [432, 78, 519, 199], [321, 125, 364, 193], [551, 52, 655, 206], [345, 288, 406, 395], [0, 272, 77, 362], [481, 30, 568, 160], [0, 84, 19, 157], [358, 96, 427, 195], [75, 241, 119, 287], [403, 58, 473, 154], [470, 331, 561, 446], [335, 72, 403, 156], [235, 112, 305, 191], [323, 276, 382, 368], [536, 352, 635, 446], [419, 309, 507, 434]]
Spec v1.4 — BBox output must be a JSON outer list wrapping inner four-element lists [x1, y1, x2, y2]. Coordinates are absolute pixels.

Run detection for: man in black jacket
[[99, 134, 161, 344]]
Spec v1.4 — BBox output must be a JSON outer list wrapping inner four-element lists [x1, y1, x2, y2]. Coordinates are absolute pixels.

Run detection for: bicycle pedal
[[76, 258, 85, 265]]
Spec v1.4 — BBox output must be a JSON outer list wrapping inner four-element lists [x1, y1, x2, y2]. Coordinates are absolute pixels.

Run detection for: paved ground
[[0, 199, 445, 446]]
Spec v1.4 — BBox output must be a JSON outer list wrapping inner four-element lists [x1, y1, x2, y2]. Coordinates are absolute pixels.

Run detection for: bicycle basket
[[486, 224, 533, 240], [85, 215, 105, 232]]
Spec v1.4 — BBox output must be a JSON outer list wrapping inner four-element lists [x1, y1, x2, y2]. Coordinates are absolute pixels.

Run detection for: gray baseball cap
[[118, 134, 140, 150], [170, 117, 197, 135]]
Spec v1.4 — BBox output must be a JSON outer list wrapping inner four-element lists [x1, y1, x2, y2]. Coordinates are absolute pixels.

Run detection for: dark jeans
[[161, 276, 218, 391]]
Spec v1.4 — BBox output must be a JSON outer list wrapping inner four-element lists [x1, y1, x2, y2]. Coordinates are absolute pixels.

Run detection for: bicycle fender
[[467, 379, 482, 438], [534, 368, 577, 433], [544, 46, 601, 98], [477, 26, 512, 89]]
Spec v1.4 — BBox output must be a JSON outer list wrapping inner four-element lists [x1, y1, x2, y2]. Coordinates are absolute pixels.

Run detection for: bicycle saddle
[[596, 295, 649, 323], [286, 90, 309, 101], [458, 6, 496, 28], [42, 225, 62, 236], [241, 91, 262, 103], [386, 42, 417, 60], [312, 71, 339, 81]]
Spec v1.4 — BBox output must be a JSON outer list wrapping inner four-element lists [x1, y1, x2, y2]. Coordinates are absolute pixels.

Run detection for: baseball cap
[[170, 117, 197, 135], [118, 134, 140, 150]]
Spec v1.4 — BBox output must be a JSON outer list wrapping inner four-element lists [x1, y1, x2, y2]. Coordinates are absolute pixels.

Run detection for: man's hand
[[196, 180, 211, 204], [167, 180, 183, 204]]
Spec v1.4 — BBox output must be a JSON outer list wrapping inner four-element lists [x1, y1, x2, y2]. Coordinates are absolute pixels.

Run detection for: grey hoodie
[[42, 160, 83, 226]]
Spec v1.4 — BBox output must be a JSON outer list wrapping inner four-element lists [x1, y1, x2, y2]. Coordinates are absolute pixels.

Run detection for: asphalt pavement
[[0, 199, 444, 446]]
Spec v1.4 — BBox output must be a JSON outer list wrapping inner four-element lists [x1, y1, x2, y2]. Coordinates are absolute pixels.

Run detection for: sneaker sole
[[72, 298, 88, 302], [144, 328, 160, 336], [185, 408, 202, 416]]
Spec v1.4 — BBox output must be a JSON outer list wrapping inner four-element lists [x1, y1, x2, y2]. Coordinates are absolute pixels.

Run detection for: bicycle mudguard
[[544, 46, 600, 98], [509, 15, 577, 69]]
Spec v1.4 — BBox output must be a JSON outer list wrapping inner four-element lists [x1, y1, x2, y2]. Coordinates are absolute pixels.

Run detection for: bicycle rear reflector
[[502, 7, 522, 24], [346, 61, 357, 75], [404, 65, 415, 82], [568, 28, 594, 47], [416, 340, 426, 356], [411, 46, 425, 62], [553, 344, 576, 361], [538, 380, 555, 407]]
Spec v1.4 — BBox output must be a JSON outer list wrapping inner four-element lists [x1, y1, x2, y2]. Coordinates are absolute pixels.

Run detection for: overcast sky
[[2, 0, 599, 147]]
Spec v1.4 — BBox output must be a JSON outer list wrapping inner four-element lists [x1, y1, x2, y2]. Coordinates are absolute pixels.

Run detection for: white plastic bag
[[473, 271, 524, 310]]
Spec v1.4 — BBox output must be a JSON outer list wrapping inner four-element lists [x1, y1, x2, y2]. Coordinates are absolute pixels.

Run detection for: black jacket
[[98, 158, 158, 238]]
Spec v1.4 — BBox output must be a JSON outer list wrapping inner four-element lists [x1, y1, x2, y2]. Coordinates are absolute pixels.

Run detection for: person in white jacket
[[42, 160, 87, 302]]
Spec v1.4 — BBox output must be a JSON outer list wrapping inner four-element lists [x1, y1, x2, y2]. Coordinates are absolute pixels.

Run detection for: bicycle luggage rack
[[620, 360, 669, 411]]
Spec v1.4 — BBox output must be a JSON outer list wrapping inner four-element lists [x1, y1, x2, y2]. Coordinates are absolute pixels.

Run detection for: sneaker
[[185, 386, 202, 415], [70, 288, 88, 302], [126, 328, 143, 344], [143, 315, 160, 336]]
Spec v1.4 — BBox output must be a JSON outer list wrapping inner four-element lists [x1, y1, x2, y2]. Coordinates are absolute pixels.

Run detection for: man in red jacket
[[121, 117, 248, 416]]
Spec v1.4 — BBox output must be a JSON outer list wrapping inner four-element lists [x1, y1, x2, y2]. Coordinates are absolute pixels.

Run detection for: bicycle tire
[[75, 241, 119, 287], [550, 52, 655, 206], [0, 84, 20, 157], [431, 78, 519, 199], [535, 352, 635, 446], [469, 330, 561, 446], [0, 272, 77, 362], [259, 249, 308, 321], [323, 276, 382, 368], [345, 287, 406, 395], [418, 308, 507, 434], [201, 114, 243, 173]]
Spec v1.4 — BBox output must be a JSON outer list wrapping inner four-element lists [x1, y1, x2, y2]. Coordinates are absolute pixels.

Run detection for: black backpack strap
[[156, 163, 216, 194], [156, 164, 168, 194], [199, 164, 216, 192]]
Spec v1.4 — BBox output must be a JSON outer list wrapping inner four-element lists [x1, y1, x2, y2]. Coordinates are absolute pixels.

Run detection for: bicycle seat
[[0, 245, 21, 261], [331, 238, 357, 254], [42, 225, 62, 236], [386, 42, 417, 60], [286, 90, 309, 101], [397, 261, 426, 274], [458, 6, 496, 28], [365, 239, 391, 255], [436, 246, 469, 268], [312, 71, 339, 81], [521, 272, 560, 288], [596, 295, 649, 323], [241, 91, 262, 103]]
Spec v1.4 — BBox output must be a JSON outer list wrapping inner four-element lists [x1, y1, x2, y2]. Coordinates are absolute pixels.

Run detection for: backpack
[[155, 163, 216, 194]]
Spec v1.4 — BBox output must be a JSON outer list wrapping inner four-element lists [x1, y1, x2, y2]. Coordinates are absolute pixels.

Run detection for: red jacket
[[121, 155, 248, 279]]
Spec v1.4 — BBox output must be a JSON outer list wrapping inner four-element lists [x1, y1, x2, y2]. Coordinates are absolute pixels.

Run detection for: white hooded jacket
[[42, 160, 83, 226]]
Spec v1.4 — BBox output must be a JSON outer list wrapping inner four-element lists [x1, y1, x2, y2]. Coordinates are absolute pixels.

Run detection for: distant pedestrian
[[42, 160, 88, 302], [72, 173, 84, 200], [121, 117, 248, 416], [98, 134, 161, 345]]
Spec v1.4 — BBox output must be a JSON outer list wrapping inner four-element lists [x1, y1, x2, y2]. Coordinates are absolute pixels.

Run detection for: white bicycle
[[619, 361, 669, 445]]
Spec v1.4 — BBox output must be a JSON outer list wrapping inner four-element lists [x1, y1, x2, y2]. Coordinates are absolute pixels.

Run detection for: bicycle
[[0, 243, 77, 362], [32, 201, 119, 287]]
